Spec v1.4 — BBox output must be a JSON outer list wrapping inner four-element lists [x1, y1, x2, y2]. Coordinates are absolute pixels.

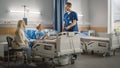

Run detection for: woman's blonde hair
[[15, 20, 26, 36], [17, 20, 26, 29]]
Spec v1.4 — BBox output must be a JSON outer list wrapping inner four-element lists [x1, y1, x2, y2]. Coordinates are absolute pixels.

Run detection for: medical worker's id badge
[[69, 21, 72, 24]]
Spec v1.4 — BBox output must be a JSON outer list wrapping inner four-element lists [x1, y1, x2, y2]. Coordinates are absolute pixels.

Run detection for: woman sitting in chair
[[14, 20, 33, 64]]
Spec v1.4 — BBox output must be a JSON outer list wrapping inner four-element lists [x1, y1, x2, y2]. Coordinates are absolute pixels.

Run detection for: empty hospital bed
[[32, 32, 82, 65], [81, 33, 119, 56]]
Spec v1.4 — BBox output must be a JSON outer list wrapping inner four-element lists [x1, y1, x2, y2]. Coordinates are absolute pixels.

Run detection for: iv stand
[[23, 5, 26, 18], [23, 5, 27, 25]]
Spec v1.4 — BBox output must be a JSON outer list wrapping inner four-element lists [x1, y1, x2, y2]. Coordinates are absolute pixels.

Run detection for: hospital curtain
[[53, 0, 67, 32]]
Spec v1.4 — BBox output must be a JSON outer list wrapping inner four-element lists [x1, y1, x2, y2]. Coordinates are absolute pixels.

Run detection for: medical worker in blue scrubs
[[63, 2, 78, 32], [35, 24, 48, 40]]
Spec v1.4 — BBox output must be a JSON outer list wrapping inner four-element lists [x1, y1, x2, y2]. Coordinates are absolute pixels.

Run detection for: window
[[109, 0, 120, 33]]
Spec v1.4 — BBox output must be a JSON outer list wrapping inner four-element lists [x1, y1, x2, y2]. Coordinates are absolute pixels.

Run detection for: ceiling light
[[9, 10, 40, 14]]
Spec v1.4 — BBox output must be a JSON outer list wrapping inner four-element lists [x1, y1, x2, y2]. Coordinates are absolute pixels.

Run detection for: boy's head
[[36, 24, 43, 31]]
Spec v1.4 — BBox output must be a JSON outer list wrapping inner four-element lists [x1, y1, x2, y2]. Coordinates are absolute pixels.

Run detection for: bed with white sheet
[[32, 32, 83, 65], [80, 33, 119, 56]]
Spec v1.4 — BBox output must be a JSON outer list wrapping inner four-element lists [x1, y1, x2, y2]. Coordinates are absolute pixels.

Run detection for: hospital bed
[[81, 33, 119, 56], [32, 32, 82, 65]]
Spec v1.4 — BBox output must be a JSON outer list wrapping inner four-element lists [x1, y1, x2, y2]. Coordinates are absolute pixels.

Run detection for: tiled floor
[[57, 50, 120, 68], [0, 50, 120, 68]]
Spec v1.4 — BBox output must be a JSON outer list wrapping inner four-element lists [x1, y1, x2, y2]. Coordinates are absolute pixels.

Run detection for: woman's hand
[[32, 40, 37, 43], [43, 34, 48, 40], [36, 36, 40, 40], [44, 34, 48, 36]]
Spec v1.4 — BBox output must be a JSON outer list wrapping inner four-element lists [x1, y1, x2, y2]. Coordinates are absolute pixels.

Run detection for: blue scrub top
[[35, 30, 47, 40], [64, 11, 78, 32]]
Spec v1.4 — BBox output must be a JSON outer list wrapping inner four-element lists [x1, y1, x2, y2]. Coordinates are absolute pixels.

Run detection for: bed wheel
[[81, 50, 86, 55], [91, 50, 94, 55], [71, 59, 75, 64], [113, 50, 116, 56], [106, 53, 110, 56]]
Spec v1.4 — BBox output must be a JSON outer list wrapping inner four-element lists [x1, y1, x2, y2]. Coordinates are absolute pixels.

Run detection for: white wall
[[88, 0, 108, 27], [0, 0, 53, 26], [81, 0, 89, 24], [88, 0, 108, 37]]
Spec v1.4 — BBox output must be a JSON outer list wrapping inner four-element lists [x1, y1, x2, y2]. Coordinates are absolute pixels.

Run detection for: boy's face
[[38, 25, 43, 31]]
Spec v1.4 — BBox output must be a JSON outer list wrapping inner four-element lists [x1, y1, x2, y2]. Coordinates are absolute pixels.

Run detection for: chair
[[6, 36, 27, 64]]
